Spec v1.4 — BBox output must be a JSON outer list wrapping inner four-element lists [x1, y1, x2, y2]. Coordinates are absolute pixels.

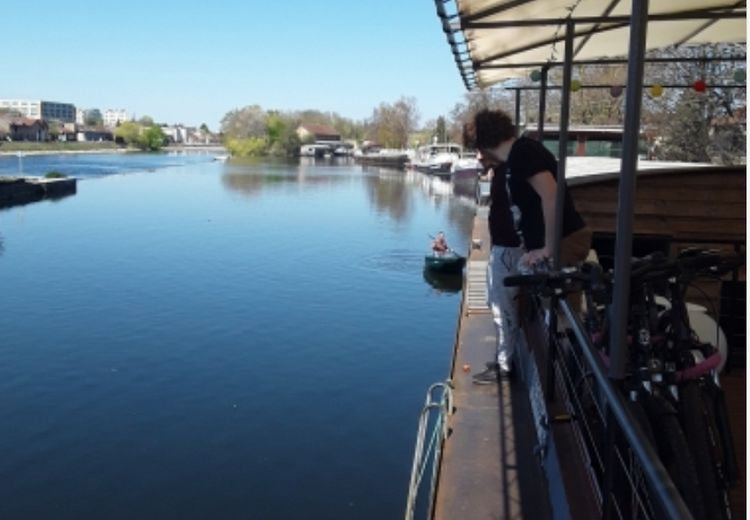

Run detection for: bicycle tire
[[679, 382, 732, 520], [612, 399, 660, 519], [642, 392, 707, 519]]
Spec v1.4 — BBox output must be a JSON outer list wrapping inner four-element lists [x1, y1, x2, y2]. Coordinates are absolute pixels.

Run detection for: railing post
[[538, 67, 548, 140], [609, 0, 649, 381]]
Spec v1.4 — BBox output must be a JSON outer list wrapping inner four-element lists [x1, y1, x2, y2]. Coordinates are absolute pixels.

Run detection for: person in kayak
[[432, 232, 449, 254]]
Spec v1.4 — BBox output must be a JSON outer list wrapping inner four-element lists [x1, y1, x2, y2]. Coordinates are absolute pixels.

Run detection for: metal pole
[[538, 66, 548, 140], [609, 0, 649, 380], [554, 19, 574, 269], [514, 88, 522, 137]]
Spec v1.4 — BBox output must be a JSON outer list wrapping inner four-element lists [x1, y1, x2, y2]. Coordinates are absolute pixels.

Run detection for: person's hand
[[520, 247, 550, 268]]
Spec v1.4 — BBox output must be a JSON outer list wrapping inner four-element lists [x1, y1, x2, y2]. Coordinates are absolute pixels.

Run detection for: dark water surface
[[0, 153, 475, 519]]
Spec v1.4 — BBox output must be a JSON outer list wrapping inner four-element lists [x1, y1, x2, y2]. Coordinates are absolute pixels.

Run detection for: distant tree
[[115, 121, 141, 146], [225, 136, 268, 157], [139, 125, 166, 151], [84, 109, 103, 127], [220, 105, 267, 139], [138, 116, 155, 126], [114, 121, 165, 151], [436, 116, 446, 143], [368, 96, 419, 148], [265, 112, 286, 146], [447, 89, 514, 144], [199, 123, 210, 133], [48, 120, 61, 141], [643, 43, 746, 164]]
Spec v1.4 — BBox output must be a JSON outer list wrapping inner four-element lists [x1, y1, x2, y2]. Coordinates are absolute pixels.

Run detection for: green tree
[[115, 121, 141, 146], [265, 112, 286, 146], [436, 116, 446, 143], [138, 125, 166, 151], [225, 137, 268, 157], [48, 120, 61, 141], [200, 123, 210, 133], [84, 109, 103, 127]]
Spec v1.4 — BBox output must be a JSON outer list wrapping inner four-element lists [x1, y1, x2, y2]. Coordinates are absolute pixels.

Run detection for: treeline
[[446, 43, 746, 165], [220, 97, 422, 157], [114, 117, 167, 151], [220, 43, 745, 164]]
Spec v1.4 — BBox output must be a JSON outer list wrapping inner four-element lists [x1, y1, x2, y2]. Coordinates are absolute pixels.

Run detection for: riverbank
[[0, 142, 121, 155], [0, 143, 227, 156]]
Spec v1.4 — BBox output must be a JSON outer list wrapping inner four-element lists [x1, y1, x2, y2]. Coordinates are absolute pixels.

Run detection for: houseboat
[[411, 143, 463, 177]]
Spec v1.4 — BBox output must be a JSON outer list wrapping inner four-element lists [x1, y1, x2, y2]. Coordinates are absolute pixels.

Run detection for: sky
[[4, 1, 468, 131]]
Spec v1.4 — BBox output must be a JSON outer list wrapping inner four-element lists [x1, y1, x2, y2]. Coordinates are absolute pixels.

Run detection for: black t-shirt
[[488, 163, 521, 248], [506, 137, 585, 250]]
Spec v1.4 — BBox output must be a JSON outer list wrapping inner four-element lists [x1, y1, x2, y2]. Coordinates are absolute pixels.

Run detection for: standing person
[[463, 122, 524, 382], [473, 109, 591, 274]]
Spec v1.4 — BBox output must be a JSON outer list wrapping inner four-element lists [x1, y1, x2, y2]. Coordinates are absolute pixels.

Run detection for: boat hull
[[424, 253, 466, 274]]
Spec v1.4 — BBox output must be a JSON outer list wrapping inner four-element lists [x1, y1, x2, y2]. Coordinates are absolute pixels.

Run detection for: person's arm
[[521, 171, 557, 265]]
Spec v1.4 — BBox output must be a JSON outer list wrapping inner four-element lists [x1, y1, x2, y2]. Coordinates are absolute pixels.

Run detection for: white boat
[[213, 154, 230, 162], [451, 153, 484, 199], [412, 143, 463, 177], [299, 144, 331, 158]]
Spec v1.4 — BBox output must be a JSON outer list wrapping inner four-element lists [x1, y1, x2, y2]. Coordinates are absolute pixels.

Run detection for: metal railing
[[551, 299, 694, 520], [405, 381, 454, 520]]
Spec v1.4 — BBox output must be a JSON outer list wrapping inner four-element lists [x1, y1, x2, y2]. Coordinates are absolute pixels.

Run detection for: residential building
[[296, 124, 341, 143], [103, 109, 130, 128], [0, 99, 76, 123], [9, 117, 49, 141]]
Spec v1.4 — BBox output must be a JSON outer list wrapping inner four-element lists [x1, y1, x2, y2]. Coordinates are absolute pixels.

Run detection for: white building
[[0, 99, 76, 123], [103, 109, 130, 128]]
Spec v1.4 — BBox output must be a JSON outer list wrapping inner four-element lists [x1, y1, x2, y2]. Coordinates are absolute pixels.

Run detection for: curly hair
[[473, 109, 515, 150]]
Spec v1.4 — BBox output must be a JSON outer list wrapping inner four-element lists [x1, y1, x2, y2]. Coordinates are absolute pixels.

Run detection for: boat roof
[[565, 156, 722, 186], [419, 143, 463, 150], [439, 1, 746, 89]]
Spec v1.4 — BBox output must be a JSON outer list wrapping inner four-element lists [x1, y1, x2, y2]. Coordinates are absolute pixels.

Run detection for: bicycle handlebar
[[503, 250, 743, 296]]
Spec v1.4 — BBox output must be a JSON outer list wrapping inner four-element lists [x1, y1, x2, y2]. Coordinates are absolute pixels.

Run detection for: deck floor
[[432, 215, 552, 520]]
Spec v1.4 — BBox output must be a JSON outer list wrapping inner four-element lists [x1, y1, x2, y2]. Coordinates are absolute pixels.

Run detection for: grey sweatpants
[[487, 245, 523, 370]]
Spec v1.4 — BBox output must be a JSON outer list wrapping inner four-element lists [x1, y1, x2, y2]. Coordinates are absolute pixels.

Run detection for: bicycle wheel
[[612, 399, 659, 519], [679, 381, 732, 520], [643, 392, 706, 519]]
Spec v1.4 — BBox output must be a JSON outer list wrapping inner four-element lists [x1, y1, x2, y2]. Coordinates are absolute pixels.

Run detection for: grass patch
[[44, 171, 67, 179], [0, 141, 120, 152]]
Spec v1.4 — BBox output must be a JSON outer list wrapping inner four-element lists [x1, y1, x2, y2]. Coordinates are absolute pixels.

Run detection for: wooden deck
[[432, 213, 552, 520]]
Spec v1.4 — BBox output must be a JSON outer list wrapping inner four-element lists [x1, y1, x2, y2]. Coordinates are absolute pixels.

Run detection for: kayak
[[424, 251, 466, 274]]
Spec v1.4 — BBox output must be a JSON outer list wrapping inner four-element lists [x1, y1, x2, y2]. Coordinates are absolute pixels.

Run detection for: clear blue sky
[[5, 1, 467, 131]]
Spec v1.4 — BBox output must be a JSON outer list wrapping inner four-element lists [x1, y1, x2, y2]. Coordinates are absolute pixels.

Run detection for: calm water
[[0, 153, 475, 519]]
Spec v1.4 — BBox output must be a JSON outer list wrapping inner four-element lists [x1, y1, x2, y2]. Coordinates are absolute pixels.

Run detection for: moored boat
[[412, 143, 462, 177]]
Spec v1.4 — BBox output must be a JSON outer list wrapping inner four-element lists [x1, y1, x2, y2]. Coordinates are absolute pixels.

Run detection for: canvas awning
[[438, 0, 746, 89]]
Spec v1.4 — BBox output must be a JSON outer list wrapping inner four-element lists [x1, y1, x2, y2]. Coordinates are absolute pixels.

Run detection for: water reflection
[[360, 167, 477, 242], [362, 167, 411, 223], [221, 159, 354, 198], [422, 268, 463, 293]]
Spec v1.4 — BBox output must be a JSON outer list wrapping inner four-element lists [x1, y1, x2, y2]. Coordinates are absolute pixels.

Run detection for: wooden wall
[[569, 165, 746, 243]]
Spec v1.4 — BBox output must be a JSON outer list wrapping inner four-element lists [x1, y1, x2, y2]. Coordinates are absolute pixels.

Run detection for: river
[[0, 152, 475, 519]]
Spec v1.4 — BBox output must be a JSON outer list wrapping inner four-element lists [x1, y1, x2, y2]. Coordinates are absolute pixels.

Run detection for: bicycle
[[504, 249, 743, 519]]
